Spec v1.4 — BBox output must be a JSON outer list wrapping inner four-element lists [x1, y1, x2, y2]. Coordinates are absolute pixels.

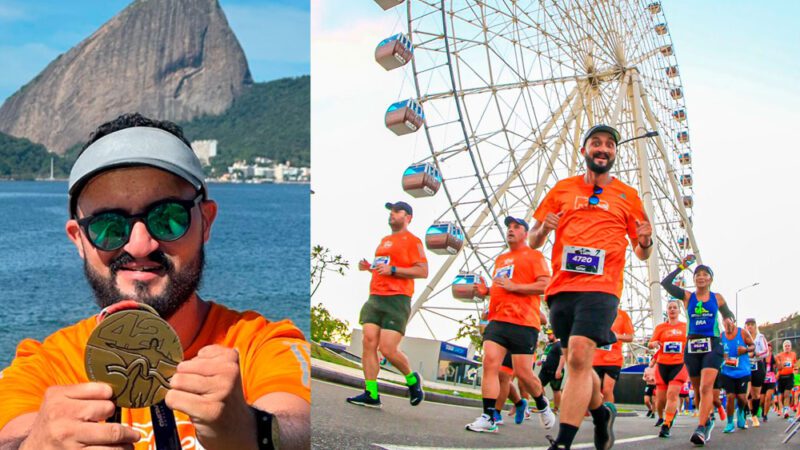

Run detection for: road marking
[[373, 434, 657, 450]]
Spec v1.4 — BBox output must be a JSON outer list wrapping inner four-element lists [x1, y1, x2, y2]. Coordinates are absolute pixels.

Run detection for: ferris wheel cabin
[[677, 131, 689, 143], [665, 66, 679, 78], [425, 222, 464, 255], [375, 33, 414, 71], [660, 45, 674, 57], [451, 272, 486, 302], [679, 152, 692, 165], [670, 88, 683, 100], [385, 99, 425, 136], [655, 23, 668, 35], [683, 195, 694, 208], [673, 109, 686, 122], [647, 2, 662, 14], [678, 236, 689, 250], [680, 174, 693, 187], [402, 162, 442, 197], [374, 0, 404, 10]]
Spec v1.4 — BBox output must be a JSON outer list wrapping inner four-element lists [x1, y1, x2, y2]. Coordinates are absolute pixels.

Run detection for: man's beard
[[84, 247, 205, 319], [585, 151, 615, 174]]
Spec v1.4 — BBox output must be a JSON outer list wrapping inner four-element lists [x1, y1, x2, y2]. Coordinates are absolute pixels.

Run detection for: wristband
[[391, 266, 397, 275], [678, 264, 686, 270], [251, 407, 280, 450]]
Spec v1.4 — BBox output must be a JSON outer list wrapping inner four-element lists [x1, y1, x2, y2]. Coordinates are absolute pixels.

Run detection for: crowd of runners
[[344, 124, 799, 449]]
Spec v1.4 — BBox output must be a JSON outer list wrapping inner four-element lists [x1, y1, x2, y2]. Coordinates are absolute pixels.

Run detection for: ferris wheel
[[374, 0, 700, 349]]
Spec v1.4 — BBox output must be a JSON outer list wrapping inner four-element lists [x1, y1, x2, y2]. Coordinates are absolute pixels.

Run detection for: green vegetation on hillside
[[180, 76, 310, 175], [0, 76, 310, 179]]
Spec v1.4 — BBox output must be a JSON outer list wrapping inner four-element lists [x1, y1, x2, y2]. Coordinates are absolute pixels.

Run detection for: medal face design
[[85, 306, 183, 408]]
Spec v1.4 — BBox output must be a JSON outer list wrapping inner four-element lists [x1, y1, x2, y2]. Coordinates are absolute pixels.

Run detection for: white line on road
[[373, 434, 657, 450]]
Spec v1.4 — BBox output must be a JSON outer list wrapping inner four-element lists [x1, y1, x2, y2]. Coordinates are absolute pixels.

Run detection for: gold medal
[[85, 301, 183, 408]]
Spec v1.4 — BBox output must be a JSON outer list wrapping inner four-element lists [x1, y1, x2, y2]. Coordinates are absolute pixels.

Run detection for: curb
[[312, 364, 638, 416]]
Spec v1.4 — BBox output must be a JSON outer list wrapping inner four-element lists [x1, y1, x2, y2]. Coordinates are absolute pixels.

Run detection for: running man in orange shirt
[[776, 340, 797, 418], [465, 217, 556, 433], [0, 114, 310, 450], [347, 201, 428, 409], [592, 308, 634, 404], [529, 124, 654, 450]]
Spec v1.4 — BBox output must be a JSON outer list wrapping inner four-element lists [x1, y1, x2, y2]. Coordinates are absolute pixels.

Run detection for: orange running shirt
[[0, 302, 311, 449], [369, 230, 427, 297], [651, 321, 687, 365], [778, 351, 797, 376], [592, 309, 634, 367], [533, 175, 646, 298], [488, 246, 551, 329]]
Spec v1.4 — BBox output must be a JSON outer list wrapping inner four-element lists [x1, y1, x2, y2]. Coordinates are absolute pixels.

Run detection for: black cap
[[504, 216, 529, 231], [582, 124, 621, 147], [385, 201, 413, 216], [694, 264, 714, 278]]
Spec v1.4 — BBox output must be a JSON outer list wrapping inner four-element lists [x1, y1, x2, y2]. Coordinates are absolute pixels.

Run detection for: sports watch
[[390, 265, 397, 275], [251, 407, 280, 450]]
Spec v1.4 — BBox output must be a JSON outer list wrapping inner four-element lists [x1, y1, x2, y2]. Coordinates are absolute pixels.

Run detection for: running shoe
[[658, 423, 671, 438], [736, 408, 746, 429], [514, 399, 528, 424], [493, 409, 505, 425], [785, 407, 791, 419], [752, 416, 760, 427], [465, 414, 498, 433], [525, 407, 532, 420], [690, 426, 706, 446], [704, 417, 715, 442], [546, 435, 568, 450], [763, 413, 768, 422], [407, 372, 424, 406], [723, 422, 735, 433], [593, 402, 617, 450], [537, 404, 557, 430], [654, 417, 664, 427], [346, 391, 382, 408]]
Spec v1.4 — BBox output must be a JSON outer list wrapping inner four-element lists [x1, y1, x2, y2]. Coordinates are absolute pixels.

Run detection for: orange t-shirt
[[778, 351, 797, 376], [533, 175, 646, 298], [593, 309, 634, 367], [651, 321, 687, 365], [488, 246, 550, 329], [0, 302, 311, 449], [369, 230, 427, 297]]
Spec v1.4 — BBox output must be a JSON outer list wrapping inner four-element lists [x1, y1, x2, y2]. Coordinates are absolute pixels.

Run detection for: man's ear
[[199, 200, 218, 242], [66, 219, 86, 259]]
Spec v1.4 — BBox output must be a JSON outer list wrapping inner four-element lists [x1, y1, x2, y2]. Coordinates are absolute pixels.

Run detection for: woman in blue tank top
[[719, 320, 755, 432], [661, 255, 737, 446]]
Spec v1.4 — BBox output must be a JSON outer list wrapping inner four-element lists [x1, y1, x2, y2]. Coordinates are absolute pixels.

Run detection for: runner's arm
[[715, 294, 735, 323], [0, 413, 35, 450], [498, 275, 550, 295], [253, 392, 310, 450], [741, 328, 755, 354], [660, 266, 690, 303], [528, 220, 548, 249], [391, 262, 428, 279], [556, 355, 565, 375]]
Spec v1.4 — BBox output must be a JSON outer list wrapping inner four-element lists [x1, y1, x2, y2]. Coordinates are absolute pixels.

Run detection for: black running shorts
[[778, 374, 795, 393], [763, 382, 776, 391], [547, 291, 619, 348], [539, 369, 563, 391], [484, 320, 539, 355], [502, 352, 513, 370], [750, 360, 767, 388], [721, 374, 751, 395], [593, 365, 621, 382], [683, 336, 724, 378], [644, 385, 656, 396]]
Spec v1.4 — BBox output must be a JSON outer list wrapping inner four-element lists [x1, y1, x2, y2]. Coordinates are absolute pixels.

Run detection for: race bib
[[750, 360, 759, 371], [724, 358, 739, 368], [495, 265, 514, 279], [597, 344, 613, 352], [785, 361, 793, 368], [664, 342, 683, 354], [371, 256, 390, 269], [766, 372, 777, 383], [688, 338, 711, 354], [562, 245, 605, 275]]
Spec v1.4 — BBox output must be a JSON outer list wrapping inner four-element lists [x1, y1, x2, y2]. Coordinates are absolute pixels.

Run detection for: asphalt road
[[312, 379, 800, 449]]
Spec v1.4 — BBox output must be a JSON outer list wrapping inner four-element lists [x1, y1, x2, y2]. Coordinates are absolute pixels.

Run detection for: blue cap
[[504, 216, 529, 231], [385, 201, 413, 216], [694, 265, 714, 278]]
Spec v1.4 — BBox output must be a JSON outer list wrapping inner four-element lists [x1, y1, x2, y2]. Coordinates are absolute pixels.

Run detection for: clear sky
[[0, 0, 309, 102], [311, 1, 800, 346]]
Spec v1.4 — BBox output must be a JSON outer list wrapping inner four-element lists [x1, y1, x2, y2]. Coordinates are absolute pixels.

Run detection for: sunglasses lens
[[588, 195, 600, 206], [87, 213, 130, 250], [593, 186, 603, 195], [147, 202, 191, 241]]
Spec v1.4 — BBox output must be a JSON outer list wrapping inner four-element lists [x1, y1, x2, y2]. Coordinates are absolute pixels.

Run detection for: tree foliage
[[311, 303, 352, 344], [456, 314, 484, 357], [310, 245, 349, 298]]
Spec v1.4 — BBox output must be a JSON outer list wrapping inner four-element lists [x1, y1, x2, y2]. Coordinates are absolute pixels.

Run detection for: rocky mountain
[[0, 0, 252, 154]]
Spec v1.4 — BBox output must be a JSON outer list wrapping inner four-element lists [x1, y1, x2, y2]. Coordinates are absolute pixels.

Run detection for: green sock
[[365, 380, 379, 399], [405, 372, 418, 386]]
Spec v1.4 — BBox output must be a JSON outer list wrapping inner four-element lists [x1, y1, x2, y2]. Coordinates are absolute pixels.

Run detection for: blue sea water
[[0, 181, 309, 368]]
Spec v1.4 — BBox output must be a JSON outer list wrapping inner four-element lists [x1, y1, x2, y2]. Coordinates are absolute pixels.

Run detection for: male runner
[[745, 318, 769, 427], [643, 366, 657, 419], [0, 114, 311, 449], [649, 300, 689, 438], [661, 256, 736, 446], [538, 328, 566, 413], [530, 124, 654, 450], [720, 320, 754, 433], [347, 201, 428, 408], [593, 308, 634, 404], [466, 217, 556, 433], [776, 340, 797, 418]]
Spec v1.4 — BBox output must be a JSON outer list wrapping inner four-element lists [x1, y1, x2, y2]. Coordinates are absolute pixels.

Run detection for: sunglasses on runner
[[588, 185, 603, 206], [77, 194, 203, 251]]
